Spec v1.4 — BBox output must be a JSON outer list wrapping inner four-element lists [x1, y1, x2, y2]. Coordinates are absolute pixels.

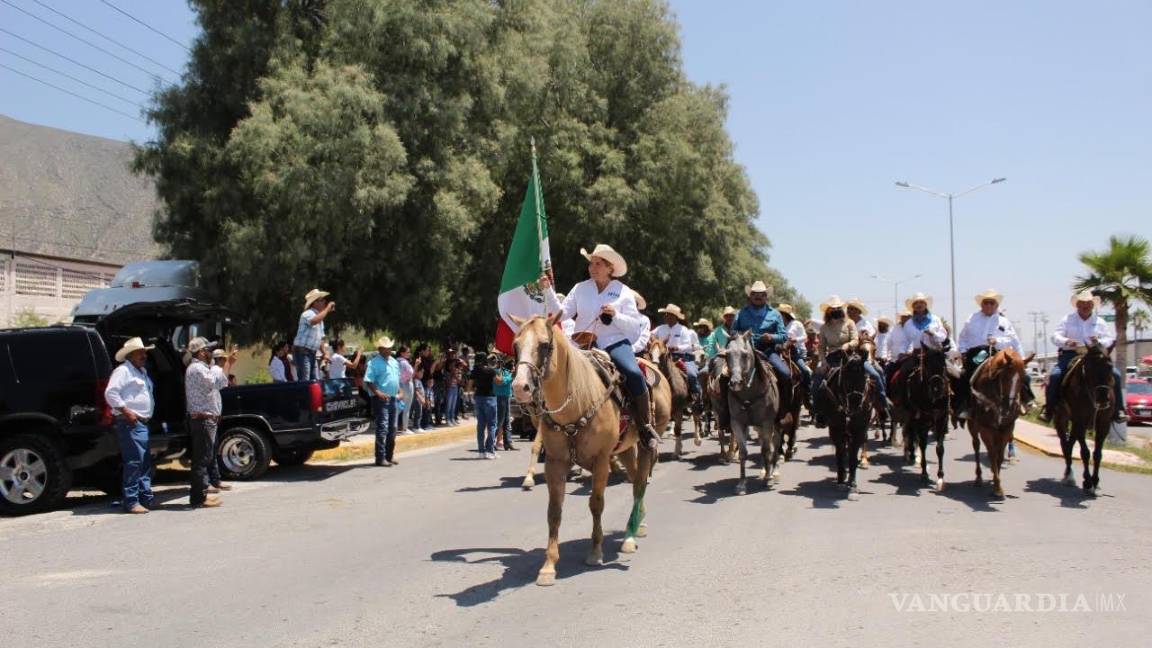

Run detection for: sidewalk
[[313, 420, 485, 462], [1012, 419, 1151, 469]]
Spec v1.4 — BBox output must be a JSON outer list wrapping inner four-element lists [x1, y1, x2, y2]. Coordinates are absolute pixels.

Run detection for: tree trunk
[[1115, 300, 1130, 370]]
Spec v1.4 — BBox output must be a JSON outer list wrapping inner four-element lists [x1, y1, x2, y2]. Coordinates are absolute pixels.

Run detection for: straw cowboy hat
[[777, 303, 795, 316], [846, 298, 869, 315], [580, 244, 627, 277], [1070, 290, 1102, 308], [693, 318, 714, 331], [657, 304, 687, 321], [898, 307, 913, 318], [721, 306, 738, 318], [115, 337, 154, 363], [819, 295, 848, 314], [212, 349, 227, 359], [744, 280, 773, 296], [374, 336, 395, 350], [187, 336, 218, 355], [877, 316, 893, 326], [303, 288, 330, 310], [633, 292, 647, 311], [974, 289, 1004, 307], [904, 292, 932, 310]]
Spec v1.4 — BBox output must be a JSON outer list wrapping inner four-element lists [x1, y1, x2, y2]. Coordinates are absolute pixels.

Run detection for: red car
[[1126, 379, 1152, 424]]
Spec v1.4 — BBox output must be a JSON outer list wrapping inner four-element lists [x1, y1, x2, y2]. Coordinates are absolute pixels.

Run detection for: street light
[[894, 177, 1006, 330], [871, 273, 922, 317]]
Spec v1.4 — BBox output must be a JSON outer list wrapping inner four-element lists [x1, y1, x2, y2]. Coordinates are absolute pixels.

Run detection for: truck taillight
[[96, 379, 113, 425], [309, 382, 324, 413]]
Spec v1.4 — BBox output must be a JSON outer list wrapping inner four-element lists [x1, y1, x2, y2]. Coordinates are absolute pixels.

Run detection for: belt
[[190, 413, 220, 421], [115, 415, 150, 424]]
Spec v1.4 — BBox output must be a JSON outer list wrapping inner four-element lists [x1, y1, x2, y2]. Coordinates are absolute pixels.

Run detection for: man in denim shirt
[[364, 337, 401, 466], [733, 280, 791, 379]]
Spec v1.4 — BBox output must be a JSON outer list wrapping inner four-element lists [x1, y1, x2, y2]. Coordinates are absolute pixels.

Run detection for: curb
[[312, 422, 478, 462]]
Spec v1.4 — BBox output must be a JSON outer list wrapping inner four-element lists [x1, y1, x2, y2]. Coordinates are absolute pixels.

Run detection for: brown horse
[[510, 316, 657, 586], [644, 337, 701, 458], [705, 354, 737, 463], [775, 344, 805, 461], [967, 348, 1033, 498], [1053, 343, 1115, 497]]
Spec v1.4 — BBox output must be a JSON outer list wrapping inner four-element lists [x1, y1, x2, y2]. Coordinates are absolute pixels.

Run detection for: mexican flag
[[494, 146, 552, 355]]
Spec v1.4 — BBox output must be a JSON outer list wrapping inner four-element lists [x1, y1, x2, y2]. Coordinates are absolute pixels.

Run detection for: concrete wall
[[1, 253, 119, 327]]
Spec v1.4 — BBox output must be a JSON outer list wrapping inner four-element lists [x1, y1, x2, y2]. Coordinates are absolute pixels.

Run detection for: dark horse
[[1054, 343, 1115, 496], [894, 340, 952, 491], [776, 344, 806, 461], [967, 347, 1033, 498], [817, 347, 872, 498]]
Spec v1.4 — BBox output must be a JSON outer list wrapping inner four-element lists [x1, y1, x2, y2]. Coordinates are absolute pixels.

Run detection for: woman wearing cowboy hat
[[846, 298, 876, 340], [654, 304, 703, 399], [1040, 291, 1126, 423], [541, 244, 659, 449], [954, 289, 1032, 420], [900, 292, 949, 352], [733, 280, 792, 380], [810, 296, 891, 425]]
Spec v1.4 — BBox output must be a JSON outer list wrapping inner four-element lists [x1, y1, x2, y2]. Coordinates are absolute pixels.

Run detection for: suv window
[[8, 330, 96, 384]]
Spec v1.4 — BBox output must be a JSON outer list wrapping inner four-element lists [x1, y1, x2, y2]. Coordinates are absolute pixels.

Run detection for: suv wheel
[[274, 448, 315, 467], [0, 434, 72, 515], [217, 427, 272, 480]]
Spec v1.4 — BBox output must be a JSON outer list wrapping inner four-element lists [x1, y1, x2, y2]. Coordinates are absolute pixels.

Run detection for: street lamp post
[[871, 273, 922, 316], [895, 177, 1006, 331]]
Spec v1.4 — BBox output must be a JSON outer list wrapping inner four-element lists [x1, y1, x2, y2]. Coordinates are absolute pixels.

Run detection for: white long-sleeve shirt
[[632, 317, 652, 354], [852, 317, 876, 339], [269, 357, 287, 382], [1052, 311, 1114, 349], [958, 311, 1021, 354], [901, 313, 948, 350], [874, 331, 890, 361], [886, 324, 910, 358], [653, 322, 700, 354], [785, 319, 807, 353], [104, 362, 155, 419], [545, 279, 643, 350]]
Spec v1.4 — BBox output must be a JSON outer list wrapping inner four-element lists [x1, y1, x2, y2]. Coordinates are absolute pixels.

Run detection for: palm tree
[[1074, 235, 1152, 369]]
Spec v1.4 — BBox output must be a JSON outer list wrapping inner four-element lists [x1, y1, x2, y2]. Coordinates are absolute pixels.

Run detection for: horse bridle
[[514, 323, 573, 418], [824, 349, 871, 419], [969, 347, 1023, 428]]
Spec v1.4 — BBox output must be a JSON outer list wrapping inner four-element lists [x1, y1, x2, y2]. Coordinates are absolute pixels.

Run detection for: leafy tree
[[1073, 235, 1152, 368], [137, 0, 809, 344], [10, 308, 49, 328], [1131, 308, 1150, 343]]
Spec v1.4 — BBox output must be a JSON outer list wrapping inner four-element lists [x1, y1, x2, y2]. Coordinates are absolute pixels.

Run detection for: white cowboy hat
[[633, 292, 647, 311], [187, 336, 218, 355], [819, 295, 848, 313], [375, 336, 395, 350], [721, 306, 738, 317], [211, 349, 227, 359], [580, 244, 627, 277], [877, 316, 893, 326], [905, 292, 932, 310], [898, 308, 913, 318], [744, 280, 773, 296], [846, 298, 869, 315], [974, 289, 1004, 307], [303, 288, 330, 310], [777, 303, 795, 316], [693, 318, 714, 331], [657, 303, 687, 321], [115, 337, 154, 363], [1070, 290, 1102, 308]]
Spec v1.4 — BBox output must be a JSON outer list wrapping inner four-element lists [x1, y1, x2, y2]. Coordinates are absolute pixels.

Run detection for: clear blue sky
[[2, 1, 1149, 351]]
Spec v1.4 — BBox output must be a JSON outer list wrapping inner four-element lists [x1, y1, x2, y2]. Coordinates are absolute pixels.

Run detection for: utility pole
[[1028, 311, 1042, 357]]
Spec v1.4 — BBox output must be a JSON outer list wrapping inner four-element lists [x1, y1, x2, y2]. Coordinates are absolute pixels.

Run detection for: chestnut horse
[[510, 316, 657, 586], [1053, 343, 1115, 496], [644, 338, 701, 458], [967, 348, 1033, 498]]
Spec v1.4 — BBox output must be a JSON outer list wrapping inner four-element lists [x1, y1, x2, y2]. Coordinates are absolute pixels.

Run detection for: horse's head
[[1076, 342, 1116, 396], [725, 331, 756, 387], [510, 315, 558, 404], [645, 337, 668, 366], [980, 349, 1031, 419], [918, 347, 950, 403]]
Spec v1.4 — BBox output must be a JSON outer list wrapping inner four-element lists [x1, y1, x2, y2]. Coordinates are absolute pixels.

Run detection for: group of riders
[[534, 243, 1127, 450]]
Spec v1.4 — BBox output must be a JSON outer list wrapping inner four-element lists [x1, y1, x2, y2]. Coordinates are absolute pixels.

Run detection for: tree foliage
[[137, 0, 809, 344]]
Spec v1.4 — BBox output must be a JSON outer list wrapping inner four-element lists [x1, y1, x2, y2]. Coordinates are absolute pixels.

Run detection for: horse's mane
[[519, 316, 610, 418]]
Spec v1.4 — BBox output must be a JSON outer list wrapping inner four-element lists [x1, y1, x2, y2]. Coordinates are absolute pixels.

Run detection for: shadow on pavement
[[430, 532, 629, 607], [456, 476, 528, 492], [258, 462, 375, 483], [1023, 478, 1098, 509], [777, 479, 849, 509]]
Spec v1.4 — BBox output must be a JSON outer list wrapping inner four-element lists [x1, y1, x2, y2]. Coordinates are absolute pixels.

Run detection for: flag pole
[[530, 137, 550, 284]]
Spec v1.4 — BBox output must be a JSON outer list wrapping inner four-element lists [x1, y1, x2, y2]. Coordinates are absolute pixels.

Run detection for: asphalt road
[[2, 424, 1149, 648]]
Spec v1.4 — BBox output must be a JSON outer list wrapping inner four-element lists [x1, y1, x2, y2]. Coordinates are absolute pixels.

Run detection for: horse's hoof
[[1062, 475, 1076, 487], [859, 460, 870, 470], [585, 551, 604, 566], [847, 488, 860, 502], [974, 477, 983, 487], [735, 483, 747, 496], [620, 538, 638, 554], [837, 481, 849, 491], [694, 438, 702, 447], [522, 479, 535, 491], [636, 524, 648, 538], [772, 470, 782, 483], [1009, 456, 1020, 465], [536, 570, 556, 587], [991, 486, 1005, 499], [936, 478, 945, 492], [920, 474, 931, 485]]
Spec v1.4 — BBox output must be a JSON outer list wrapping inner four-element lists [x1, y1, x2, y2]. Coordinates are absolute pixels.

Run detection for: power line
[[98, 0, 189, 53], [0, 62, 144, 122], [28, 0, 183, 76], [0, 0, 174, 83], [0, 45, 143, 107], [0, 26, 149, 94]]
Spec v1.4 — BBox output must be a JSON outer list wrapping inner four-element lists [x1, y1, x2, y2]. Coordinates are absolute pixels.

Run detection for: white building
[[0, 114, 160, 326]]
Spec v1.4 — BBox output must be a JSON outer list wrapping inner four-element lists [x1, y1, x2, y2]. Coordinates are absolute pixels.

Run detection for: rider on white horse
[[1039, 291, 1127, 423], [954, 289, 1033, 420]]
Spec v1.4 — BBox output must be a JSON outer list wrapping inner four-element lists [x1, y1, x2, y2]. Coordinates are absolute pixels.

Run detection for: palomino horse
[[510, 316, 657, 586], [816, 347, 872, 498], [967, 347, 1033, 498], [1053, 343, 1115, 496], [644, 338, 701, 459], [725, 331, 782, 495], [895, 339, 952, 491], [775, 344, 805, 461]]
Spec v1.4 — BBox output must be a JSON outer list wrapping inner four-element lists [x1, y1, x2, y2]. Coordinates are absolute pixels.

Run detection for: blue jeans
[[409, 386, 423, 430], [475, 396, 497, 454], [864, 361, 888, 400], [1046, 350, 1123, 412], [293, 346, 317, 381], [372, 396, 398, 463], [496, 395, 511, 445], [605, 340, 647, 397], [673, 353, 701, 395], [444, 384, 461, 424], [114, 419, 153, 509]]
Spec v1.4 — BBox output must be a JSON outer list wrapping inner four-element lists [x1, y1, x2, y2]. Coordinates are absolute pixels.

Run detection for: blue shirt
[[293, 308, 324, 351], [364, 354, 401, 397], [734, 304, 787, 350], [494, 368, 513, 397]]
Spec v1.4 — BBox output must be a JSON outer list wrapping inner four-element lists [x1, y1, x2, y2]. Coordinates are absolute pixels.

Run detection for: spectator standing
[[184, 337, 234, 508], [269, 340, 294, 382], [396, 346, 416, 433], [470, 351, 504, 459], [409, 345, 430, 432], [460, 346, 474, 420], [294, 289, 335, 381], [328, 339, 362, 380], [494, 355, 516, 451], [364, 337, 402, 467], [441, 348, 466, 425], [104, 337, 156, 514], [213, 349, 238, 386]]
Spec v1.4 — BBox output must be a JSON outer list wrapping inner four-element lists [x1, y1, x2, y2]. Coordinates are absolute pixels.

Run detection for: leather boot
[[631, 390, 660, 451]]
